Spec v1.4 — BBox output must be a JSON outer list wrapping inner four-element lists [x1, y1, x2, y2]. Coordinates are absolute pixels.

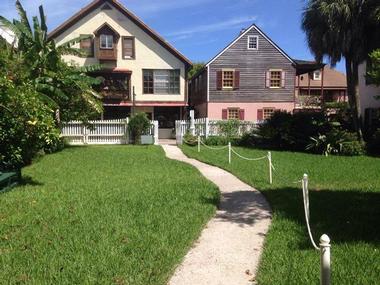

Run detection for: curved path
[[162, 144, 272, 285]]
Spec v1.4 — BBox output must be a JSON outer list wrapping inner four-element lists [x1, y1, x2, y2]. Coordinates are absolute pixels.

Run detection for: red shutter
[[281, 71, 286, 87], [239, 109, 245, 120], [265, 71, 271, 88], [222, 109, 228, 120], [217, 71, 223, 90], [234, 70, 240, 90], [257, 109, 263, 121]]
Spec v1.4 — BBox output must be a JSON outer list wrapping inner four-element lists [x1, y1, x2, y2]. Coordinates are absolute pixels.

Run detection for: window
[[269, 70, 282, 88], [100, 34, 113, 49], [228, 108, 240, 120], [248, 35, 258, 50], [80, 35, 94, 57], [222, 70, 234, 88], [263, 108, 275, 119], [143, 69, 180, 94], [313, 70, 321, 80], [143, 70, 154, 94], [122, 36, 135, 59]]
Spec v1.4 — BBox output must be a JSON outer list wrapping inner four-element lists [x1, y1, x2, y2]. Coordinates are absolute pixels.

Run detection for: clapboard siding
[[189, 68, 208, 105], [209, 28, 295, 102]]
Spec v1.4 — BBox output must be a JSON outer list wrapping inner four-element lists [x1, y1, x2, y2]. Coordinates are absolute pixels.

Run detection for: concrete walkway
[[161, 144, 272, 285]]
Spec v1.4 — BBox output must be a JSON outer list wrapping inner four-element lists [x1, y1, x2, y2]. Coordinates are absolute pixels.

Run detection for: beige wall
[[54, 6, 186, 103], [359, 63, 380, 117]]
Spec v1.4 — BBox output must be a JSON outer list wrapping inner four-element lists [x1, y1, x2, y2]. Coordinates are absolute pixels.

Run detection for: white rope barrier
[[230, 147, 268, 161], [199, 139, 229, 150]]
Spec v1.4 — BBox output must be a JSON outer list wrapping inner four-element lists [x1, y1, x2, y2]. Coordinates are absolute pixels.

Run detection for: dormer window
[[248, 35, 258, 50], [100, 34, 113, 49]]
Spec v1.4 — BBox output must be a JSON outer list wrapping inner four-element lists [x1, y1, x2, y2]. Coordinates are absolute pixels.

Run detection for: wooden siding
[[189, 68, 208, 106], [208, 28, 296, 102]]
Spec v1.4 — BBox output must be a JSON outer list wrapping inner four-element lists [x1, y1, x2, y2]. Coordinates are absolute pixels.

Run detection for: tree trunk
[[345, 59, 363, 141]]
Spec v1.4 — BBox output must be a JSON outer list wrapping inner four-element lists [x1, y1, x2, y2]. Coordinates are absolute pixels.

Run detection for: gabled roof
[[48, 0, 192, 67], [206, 24, 295, 67]]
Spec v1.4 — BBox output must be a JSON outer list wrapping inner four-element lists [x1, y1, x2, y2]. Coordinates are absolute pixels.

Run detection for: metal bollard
[[320, 234, 331, 285]]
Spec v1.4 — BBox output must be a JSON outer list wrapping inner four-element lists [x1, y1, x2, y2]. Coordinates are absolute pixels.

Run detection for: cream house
[[49, 0, 192, 138]]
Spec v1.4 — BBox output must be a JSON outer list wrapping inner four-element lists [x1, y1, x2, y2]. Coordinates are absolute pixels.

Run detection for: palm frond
[[15, 0, 31, 33], [57, 35, 92, 48], [56, 46, 85, 57], [38, 5, 47, 41]]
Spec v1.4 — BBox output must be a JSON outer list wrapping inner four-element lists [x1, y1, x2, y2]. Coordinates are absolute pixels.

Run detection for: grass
[[181, 145, 380, 285], [0, 146, 219, 285]]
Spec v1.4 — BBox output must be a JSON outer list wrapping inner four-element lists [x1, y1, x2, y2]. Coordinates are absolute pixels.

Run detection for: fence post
[[198, 136, 201, 152], [153, 121, 159, 145], [268, 151, 273, 184], [190, 110, 195, 135], [320, 234, 331, 285], [228, 142, 231, 164], [125, 118, 129, 145], [205, 118, 209, 138]]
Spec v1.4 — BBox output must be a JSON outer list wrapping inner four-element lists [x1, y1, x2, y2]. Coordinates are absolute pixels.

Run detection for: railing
[[176, 118, 260, 144], [61, 119, 159, 145]]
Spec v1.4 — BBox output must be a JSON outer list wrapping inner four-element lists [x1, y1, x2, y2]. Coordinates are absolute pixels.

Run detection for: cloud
[[166, 16, 257, 39]]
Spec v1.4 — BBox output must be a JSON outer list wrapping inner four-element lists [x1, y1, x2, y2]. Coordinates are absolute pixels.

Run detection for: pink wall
[[206, 102, 295, 121]]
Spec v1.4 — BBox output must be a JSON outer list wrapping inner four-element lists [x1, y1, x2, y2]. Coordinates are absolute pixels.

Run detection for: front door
[[154, 107, 181, 139]]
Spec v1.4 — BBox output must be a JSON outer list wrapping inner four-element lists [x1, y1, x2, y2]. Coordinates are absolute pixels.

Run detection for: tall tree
[[302, 0, 380, 139], [0, 0, 103, 122]]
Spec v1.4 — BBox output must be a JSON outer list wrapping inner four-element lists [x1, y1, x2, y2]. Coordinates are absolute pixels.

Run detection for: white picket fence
[[61, 119, 159, 145], [176, 118, 259, 144]]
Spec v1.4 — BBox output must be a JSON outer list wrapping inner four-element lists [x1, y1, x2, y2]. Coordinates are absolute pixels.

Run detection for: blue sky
[[0, 0, 345, 72]]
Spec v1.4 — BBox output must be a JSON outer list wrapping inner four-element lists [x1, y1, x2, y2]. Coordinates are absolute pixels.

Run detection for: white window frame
[[100, 34, 113, 49], [313, 70, 321, 80], [227, 108, 240, 120], [247, 35, 259, 50], [269, 69, 282, 88], [222, 69, 235, 90]]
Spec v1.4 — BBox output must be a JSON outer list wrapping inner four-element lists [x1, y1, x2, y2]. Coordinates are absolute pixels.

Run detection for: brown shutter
[[257, 109, 263, 121], [234, 70, 240, 90], [239, 109, 245, 120], [281, 71, 286, 87], [217, 70, 223, 90], [222, 109, 228, 120], [265, 71, 271, 88]]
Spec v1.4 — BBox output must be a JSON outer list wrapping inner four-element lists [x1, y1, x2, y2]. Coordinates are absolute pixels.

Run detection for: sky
[[0, 0, 345, 72]]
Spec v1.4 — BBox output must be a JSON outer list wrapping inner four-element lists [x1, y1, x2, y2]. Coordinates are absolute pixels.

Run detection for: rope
[[230, 147, 267, 161], [302, 177, 320, 250], [199, 140, 229, 150]]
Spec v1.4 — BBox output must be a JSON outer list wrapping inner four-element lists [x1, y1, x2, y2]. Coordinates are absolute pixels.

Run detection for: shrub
[[257, 111, 329, 151], [203, 136, 241, 146], [183, 132, 197, 146], [128, 113, 151, 145], [0, 81, 59, 170], [307, 128, 365, 156], [367, 129, 380, 155], [216, 119, 241, 139]]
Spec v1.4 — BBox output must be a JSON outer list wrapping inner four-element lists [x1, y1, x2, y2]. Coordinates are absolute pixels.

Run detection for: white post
[[125, 118, 129, 145], [228, 142, 231, 164], [205, 118, 210, 138], [190, 110, 195, 136], [320, 234, 331, 285], [268, 151, 273, 184], [198, 136, 201, 153], [153, 121, 159, 145]]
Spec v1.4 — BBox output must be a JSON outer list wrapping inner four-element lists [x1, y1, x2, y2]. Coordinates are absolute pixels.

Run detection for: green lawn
[[181, 145, 380, 285], [0, 146, 219, 285]]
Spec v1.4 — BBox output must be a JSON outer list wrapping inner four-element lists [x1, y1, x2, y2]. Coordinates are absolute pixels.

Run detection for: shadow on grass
[[19, 175, 44, 187], [263, 187, 380, 246]]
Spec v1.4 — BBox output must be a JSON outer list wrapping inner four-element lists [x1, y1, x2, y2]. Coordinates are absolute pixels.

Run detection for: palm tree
[[0, 1, 103, 120], [302, 0, 380, 140]]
